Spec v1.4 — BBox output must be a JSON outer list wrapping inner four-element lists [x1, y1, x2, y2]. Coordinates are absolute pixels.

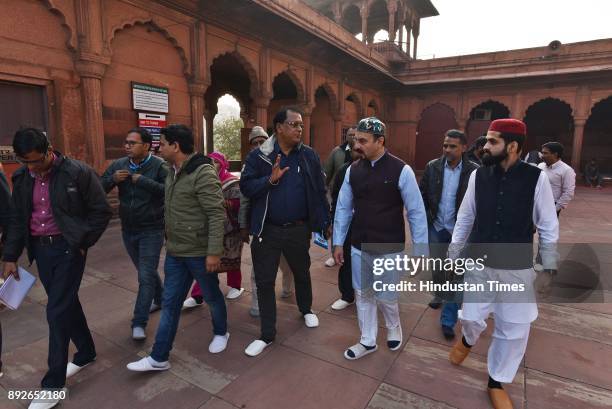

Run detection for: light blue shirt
[[433, 159, 463, 234], [332, 154, 429, 256]]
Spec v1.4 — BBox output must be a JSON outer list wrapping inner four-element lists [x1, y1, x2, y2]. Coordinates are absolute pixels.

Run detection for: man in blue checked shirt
[[332, 117, 428, 360]]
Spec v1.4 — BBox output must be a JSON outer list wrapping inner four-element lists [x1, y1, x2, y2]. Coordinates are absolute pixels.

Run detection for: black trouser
[[251, 223, 313, 343], [338, 226, 354, 303], [32, 236, 96, 388]]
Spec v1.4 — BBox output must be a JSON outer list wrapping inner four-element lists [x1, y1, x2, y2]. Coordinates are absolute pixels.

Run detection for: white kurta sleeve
[[449, 169, 477, 259], [533, 171, 559, 269], [332, 166, 354, 247]]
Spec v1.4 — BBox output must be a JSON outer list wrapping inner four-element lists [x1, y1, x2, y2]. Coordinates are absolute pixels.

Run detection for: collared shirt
[[30, 154, 62, 236], [332, 152, 429, 255], [266, 142, 308, 226], [433, 159, 463, 234], [450, 169, 559, 268], [537, 160, 576, 211]]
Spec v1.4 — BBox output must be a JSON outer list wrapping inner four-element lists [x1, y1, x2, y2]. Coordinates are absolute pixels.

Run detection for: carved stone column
[[75, 57, 108, 172], [189, 81, 208, 153], [301, 104, 313, 146], [571, 118, 586, 171], [360, 2, 369, 44], [387, 0, 398, 42], [333, 113, 344, 146], [254, 94, 271, 130]]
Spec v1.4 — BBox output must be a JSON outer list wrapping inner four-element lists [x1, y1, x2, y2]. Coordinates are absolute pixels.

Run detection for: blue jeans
[[428, 225, 459, 328], [122, 230, 164, 328], [151, 255, 227, 362]]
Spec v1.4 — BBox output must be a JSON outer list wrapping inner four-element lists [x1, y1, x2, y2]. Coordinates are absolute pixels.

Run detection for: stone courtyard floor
[[1, 186, 612, 409]]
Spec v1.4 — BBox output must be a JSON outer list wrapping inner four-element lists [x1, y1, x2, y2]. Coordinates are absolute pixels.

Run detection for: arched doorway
[[367, 100, 379, 117], [583, 97, 612, 174], [367, 0, 389, 44], [466, 100, 510, 145], [205, 52, 254, 155], [268, 71, 303, 131], [212, 94, 243, 162], [311, 85, 336, 160], [416, 103, 458, 170], [523, 98, 574, 160], [103, 23, 190, 160], [341, 4, 362, 36]]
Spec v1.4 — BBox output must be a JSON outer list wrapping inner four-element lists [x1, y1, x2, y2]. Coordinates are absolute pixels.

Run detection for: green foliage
[[213, 117, 243, 160]]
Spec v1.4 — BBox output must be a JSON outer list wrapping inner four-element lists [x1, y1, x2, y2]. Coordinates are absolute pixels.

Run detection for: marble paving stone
[[218, 346, 380, 409], [366, 383, 457, 409], [525, 327, 612, 390], [384, 338, 525, 409], [525, 368, 612, 409], [534, 303, 612, 346], [0, 301, 47, 352], [198, 397, 239, 409]]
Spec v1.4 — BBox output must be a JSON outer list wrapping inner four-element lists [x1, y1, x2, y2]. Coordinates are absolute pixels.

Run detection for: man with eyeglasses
[[2, 128, 111, 409], [101, 128, 168, 340], [237, 126, 294, 317], [241, 107, 330, 357]]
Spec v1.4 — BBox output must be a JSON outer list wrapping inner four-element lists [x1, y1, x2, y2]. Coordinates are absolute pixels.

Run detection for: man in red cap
[[447, 119, 558, 409]]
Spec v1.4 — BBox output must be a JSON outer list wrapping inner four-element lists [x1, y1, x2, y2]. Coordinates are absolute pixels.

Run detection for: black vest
[[470, 161, 541, 269], [350, 152, 405, 252]]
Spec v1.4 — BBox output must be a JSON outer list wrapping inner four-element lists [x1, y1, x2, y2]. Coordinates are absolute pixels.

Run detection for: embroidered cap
[[357, 117, 386, 137]]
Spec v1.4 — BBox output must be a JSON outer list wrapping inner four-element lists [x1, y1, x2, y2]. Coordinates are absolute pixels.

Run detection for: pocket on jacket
[[172, 222, 206, 246]]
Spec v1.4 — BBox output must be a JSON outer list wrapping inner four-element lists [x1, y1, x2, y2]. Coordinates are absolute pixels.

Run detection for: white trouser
[[351, 247, 401, 347], [250, 254, 293, 310]]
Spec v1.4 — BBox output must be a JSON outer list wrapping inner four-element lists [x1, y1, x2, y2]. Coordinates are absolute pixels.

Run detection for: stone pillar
[[189, 82, 208, 153], [407, 121, 418, 166], [387, 0, 398, 43], [204, 109, 214, 154], [360, 3, 369, 44], [332, 1, 342, 23], [75, 58, 108, 172], [255, 95, 271, 130], [302, 105, 313, 146], [412, 17, 420, 58], [333, 113, 344, 146], [571, 118, 586, 171]]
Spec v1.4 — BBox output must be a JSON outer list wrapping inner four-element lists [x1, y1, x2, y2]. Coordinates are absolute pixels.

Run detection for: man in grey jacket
[[101, 128, 167, 340]]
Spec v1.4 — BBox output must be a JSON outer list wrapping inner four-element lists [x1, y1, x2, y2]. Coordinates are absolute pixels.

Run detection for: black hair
[[127, 127, 153, 145], [161, 124, 194, 154], [272, 106, 304, 133], [499, 132, 525, 152], [542, 141, 564, 159], [12, 127, 50, 157], [445, 129, 467, 145]]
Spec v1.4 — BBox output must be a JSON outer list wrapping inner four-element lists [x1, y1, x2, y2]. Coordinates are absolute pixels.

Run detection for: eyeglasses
[[285, 121, 304, 129], [17, 151, 47, 165], [124, 140, 144, 146]]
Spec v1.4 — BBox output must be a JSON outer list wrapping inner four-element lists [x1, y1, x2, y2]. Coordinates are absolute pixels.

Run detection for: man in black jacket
[[101, 128, 167, 340], [419, 129, 478, 339], [2, 128, 112, 409], [0, 162, 10, 378]]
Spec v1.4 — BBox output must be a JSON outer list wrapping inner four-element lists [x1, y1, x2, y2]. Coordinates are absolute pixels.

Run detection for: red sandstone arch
[[583, 96, 612, 174], [346, 92, 364, 118], [272, 69, 306, 103], [416, 103, 458, 170], [314, 82, 339, 114], [523, 97, 574, 159], [367, 99, 380, 117], [207, 51, 259, 99], [466, 99, 510, 144], [108, 19, 190, 77], [40, 0, 77, 51], [311, 85, 337, 160], [341, 4, 362, 35]]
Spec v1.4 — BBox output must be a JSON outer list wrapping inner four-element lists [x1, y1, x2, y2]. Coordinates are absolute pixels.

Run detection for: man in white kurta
[[448, 119, 558, 409]]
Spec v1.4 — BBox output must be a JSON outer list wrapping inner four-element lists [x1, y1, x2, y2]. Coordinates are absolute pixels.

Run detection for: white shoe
[[331, 299, 354, 310], [244, 339, 272, 357], [325, 257, 336, 267], [28, 396, 60, 409], [304, 313, 319, 328], [226, 287, 244, 300], [182, 297, 203, 310], [149, 302, 161, 313], [126, 356, 170, 372], [66, 359, 94, 378], [209, 333, 230, 353], [387, 325, 403, 351], [132, 326, 146, 340], [344, 343, 378, 360]]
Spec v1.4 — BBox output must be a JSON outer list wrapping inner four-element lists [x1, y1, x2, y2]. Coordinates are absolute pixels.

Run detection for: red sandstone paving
[[0, 188, 611, 408]]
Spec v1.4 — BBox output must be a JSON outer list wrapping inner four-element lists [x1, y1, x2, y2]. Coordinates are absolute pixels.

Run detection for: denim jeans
[[151, 255, 227, 362], [428, 225, 459, 328], [122, 229, 164, 329]]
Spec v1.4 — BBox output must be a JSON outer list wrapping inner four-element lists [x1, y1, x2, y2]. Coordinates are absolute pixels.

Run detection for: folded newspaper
[[0, 267, 36, 309]]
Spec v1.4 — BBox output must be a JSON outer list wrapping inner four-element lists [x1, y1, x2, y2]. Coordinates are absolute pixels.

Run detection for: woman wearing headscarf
[[183, 152, 244, 306]]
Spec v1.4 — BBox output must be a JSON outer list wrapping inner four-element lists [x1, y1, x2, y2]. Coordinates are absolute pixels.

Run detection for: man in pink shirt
[[2, 128, 111, 409]]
